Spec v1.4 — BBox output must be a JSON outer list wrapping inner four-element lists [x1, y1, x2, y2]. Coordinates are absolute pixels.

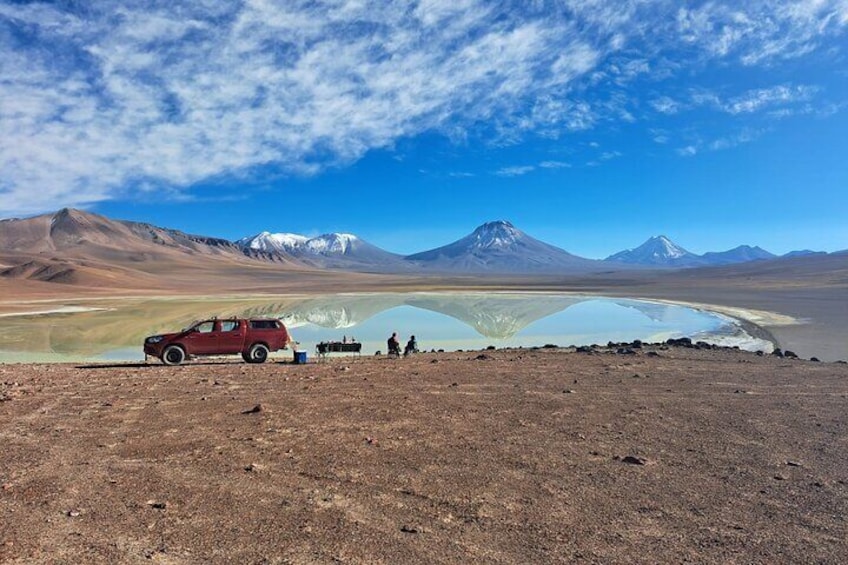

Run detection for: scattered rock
[[242, 404, 263, 414], [810, 357, 820, 362], [786, 460, 803, 467], [430, 359, 439, 364], [475, 354, 491, 361], [563, 389, 576, 394], [618, 455, 648, 466], [66, 510, 81, 518], [616, 348, 636, 355], [772, 348, 784, 358], [773, 474, 787, 481], [400, 525, 420, 534], [646, 351, 660, 357], [784, 350, 798, 359], [244, 463, 264, 472]]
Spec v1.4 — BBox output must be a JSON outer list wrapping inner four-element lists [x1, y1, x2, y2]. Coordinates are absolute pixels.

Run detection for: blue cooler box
[[293, 350, 307, 364]]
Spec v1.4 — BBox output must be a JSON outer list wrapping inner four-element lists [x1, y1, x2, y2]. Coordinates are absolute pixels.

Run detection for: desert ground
[[2, 249, 847, 563], [1, 345, 847, 564]]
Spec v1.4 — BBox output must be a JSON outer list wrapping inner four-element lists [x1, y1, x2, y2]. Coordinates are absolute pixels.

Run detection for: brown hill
[[0, 208, 308, 291]]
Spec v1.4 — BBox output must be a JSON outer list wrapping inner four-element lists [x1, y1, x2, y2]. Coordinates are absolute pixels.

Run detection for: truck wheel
[[245, 343, 269, 364], [161, 345, 186, 366]]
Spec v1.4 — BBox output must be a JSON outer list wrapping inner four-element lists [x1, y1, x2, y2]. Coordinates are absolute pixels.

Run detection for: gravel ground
[[1, 345, 847, 564]]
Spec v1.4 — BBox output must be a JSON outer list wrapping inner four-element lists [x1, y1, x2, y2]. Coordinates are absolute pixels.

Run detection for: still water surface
[[0, 292, 772, 363]]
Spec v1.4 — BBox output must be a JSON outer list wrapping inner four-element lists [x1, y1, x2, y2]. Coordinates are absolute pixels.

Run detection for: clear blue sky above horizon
[[1, 1, 847, 259]]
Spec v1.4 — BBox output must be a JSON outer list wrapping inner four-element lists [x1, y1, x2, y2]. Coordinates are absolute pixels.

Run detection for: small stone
[[620, 455, 648, 465], [786, 460, 803, 467], [147, 500, 167, 510], [400, 525, 420, 534], [66, 510, 81, 517], [774, 475, 787, 481], [563, 389, 576, 394], [242, 404, 263, 414]]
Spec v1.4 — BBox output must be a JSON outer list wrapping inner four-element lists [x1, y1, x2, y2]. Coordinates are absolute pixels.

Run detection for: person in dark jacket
[[387, 332, 401, 357], [404, 335, 418, 357]]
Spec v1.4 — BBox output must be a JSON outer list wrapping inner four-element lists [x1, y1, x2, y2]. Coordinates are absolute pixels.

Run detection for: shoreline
[[629, 297, 793, 353], [0, 291, 805, 365]]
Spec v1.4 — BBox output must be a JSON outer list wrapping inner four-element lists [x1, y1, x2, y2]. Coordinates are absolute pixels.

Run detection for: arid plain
[[1, 210, 848, 562]]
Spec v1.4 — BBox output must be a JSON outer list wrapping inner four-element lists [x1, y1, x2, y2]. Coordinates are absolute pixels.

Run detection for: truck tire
[[162, 345, 186, 366], [244, 343, 269, 364]]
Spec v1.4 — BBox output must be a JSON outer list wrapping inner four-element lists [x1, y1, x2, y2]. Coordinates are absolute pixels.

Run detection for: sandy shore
[[1, 346, 847, 563]]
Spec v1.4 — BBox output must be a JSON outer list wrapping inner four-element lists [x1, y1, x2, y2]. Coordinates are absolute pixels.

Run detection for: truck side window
[[250, 320, 278, 329], [196, 321, 215, 333], [221, 320, 238, 332]]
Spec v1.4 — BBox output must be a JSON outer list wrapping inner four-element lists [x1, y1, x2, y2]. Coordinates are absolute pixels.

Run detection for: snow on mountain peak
[[237, 232, 308, 252], [471, 220, 522, 249], [649, 235, 687, 259], [305, 233, 359, 255], [237, 231, 362, 255]]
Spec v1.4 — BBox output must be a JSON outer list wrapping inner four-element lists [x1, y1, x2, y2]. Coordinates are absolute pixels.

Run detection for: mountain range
[[604, 235, 789, 268], [0, 209, 838, 289]]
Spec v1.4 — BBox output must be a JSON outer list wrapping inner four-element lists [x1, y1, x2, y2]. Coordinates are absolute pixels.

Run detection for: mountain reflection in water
[[0, 292, 767, 363]]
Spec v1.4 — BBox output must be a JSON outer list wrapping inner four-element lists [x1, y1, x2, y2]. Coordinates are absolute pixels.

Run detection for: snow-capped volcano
[[237, 232, 308, 253], [606, 235, 700, 266], [237, 232, 360, 256], [303, 233, 359, 255], [236, 230, 407, 272], [467, 220, 522, 250], [405, 220, 601, 273]]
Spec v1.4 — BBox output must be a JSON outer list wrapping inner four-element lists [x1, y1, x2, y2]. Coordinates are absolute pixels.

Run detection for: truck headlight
[[145, 335, 164, 344]]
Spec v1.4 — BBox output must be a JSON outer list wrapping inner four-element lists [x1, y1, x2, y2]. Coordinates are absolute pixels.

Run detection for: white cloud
[[725, 85, 818, 114], [539, 160, 571, 169], [0, 1, 845, 215], [651, 96, 681, 115], [495, 166, 535, 177]]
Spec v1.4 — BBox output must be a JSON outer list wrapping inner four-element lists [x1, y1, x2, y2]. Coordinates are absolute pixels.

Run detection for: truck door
[[183, 320, 218, 355], [217, 319, 245, 354]]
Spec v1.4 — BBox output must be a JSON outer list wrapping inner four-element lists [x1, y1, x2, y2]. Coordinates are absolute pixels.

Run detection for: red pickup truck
[[144, 318, 291, 365]]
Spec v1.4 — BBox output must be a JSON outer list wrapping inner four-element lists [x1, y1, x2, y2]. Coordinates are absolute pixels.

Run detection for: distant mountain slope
[[607, 237, 788, 268], [700, 245, 776, 266], [783, 249, 827, 258], [237, 230, 409, 272], [606, 235, 702, 267], [405, 220, 601, 273], [0, 208, 294, 287]]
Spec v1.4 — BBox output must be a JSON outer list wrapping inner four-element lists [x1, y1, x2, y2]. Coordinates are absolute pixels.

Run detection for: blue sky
[[1, 1, 847, 258]]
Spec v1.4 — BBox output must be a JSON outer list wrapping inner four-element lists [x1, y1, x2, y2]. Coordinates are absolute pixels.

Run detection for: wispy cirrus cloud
[[0, 0, 846, 215], [495, 165, 535, 177]]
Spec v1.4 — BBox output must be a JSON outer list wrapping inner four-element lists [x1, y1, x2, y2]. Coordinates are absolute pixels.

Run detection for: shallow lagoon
[[0, 292, 773, 363]]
